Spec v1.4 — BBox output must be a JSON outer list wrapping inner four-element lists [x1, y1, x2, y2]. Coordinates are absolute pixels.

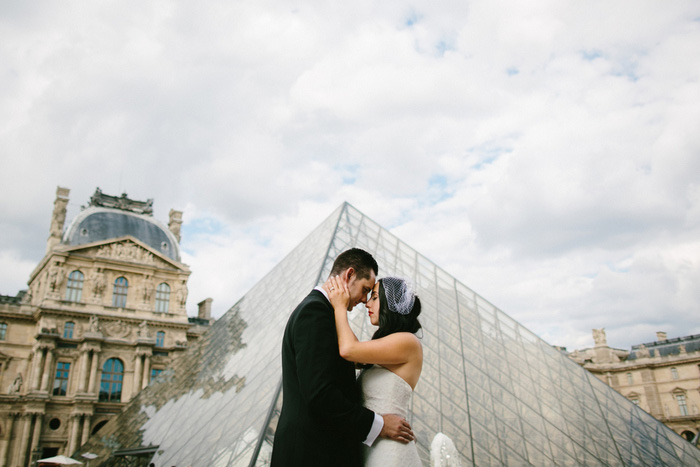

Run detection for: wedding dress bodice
[[359, 366, 423, 466]]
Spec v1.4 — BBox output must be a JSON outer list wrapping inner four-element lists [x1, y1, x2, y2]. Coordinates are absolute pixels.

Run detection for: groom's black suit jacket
[[271, 290, 375, 467]]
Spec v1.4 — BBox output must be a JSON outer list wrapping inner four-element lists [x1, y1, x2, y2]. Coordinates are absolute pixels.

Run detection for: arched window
[[0, 323, 6, 340], [112, 277, 128, 308], [155, 283, 170, 313], [626, 373, 633, 385], [99, 358, 124, 402], [627, 391, 640, 406], [65, 270, 84, 302], [156, 331, 165, 348], [63, 322, 75, 339], [671, 367, 679, 380]]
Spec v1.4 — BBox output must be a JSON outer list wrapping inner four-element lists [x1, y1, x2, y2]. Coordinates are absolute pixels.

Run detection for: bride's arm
[[325, 276, 418, 365]]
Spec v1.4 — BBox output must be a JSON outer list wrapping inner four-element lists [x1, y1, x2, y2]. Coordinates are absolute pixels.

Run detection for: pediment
[[64, 237, 186, 271]]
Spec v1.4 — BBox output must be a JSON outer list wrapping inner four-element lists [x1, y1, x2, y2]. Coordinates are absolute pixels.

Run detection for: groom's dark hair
[[330, 248, 378, 280]]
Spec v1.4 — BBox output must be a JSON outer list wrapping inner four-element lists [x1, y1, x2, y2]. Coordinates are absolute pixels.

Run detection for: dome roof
[[63, 207, 181, 261]]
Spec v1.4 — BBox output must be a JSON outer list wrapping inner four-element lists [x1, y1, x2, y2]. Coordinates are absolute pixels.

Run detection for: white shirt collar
[[314, 285, 329, 302]]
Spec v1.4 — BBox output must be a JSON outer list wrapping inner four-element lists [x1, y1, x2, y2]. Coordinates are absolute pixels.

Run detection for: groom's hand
[[379, 414, 414, 444]]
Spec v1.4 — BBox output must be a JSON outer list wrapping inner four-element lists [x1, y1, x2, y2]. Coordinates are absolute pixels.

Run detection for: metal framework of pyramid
[[78, 203, 700, 466]]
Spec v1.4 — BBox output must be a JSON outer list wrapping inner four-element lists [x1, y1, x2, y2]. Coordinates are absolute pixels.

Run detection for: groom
[[271, 248, 414, 466]]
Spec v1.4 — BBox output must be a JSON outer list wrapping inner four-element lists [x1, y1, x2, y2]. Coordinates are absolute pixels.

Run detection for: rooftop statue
[[88, 187, 154, 215]]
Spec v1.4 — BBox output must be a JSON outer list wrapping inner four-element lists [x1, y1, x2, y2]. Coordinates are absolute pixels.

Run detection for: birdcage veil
[[381, 276, 416, 315]]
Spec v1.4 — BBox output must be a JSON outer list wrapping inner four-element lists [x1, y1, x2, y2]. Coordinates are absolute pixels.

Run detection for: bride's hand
[[323, 275, 349, 311]]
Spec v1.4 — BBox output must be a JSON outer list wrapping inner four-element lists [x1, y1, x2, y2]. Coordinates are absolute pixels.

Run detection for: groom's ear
[[344, 268, 355, 283]]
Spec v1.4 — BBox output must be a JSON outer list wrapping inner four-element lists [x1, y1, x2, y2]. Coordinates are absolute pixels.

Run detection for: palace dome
[[62, 189, 181, 261]]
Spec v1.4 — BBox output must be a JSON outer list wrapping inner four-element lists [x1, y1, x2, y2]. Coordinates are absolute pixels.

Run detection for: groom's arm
[[293, 300, 374, 440], [364, 415, 383, 446]]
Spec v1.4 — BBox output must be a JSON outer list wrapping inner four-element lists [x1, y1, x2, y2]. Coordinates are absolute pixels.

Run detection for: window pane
[[63, 322, 74, 339], [112, 277, 128, 308], [53, 362, 71, 396], [65, 270, 84, 302], [156, 331, 165, 347], [676, 394, 688, 416], [156, 282, 170, 313], [99, 358, 124, 402]]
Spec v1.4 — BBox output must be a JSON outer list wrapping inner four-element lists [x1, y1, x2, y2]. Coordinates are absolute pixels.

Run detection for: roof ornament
[[87, 187, 154, 215]]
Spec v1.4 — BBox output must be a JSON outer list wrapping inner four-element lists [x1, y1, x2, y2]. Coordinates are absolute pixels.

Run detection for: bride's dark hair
[[371, 279, 422, 340]]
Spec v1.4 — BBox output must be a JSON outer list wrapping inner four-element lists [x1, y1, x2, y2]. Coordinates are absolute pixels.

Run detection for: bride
[[325, 275, 423, 467]]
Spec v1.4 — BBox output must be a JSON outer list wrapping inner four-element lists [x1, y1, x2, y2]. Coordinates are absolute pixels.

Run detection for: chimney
[[656, 331, 667, 341], [198, 298, 213, 322], [46, 186, 70, 253], [169, 209, 183, 243]]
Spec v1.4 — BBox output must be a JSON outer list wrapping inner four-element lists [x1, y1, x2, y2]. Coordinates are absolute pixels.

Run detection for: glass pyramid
[[77, 203, 700, 466]]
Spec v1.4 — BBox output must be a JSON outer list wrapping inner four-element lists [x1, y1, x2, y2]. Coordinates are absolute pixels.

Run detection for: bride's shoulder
[[386, 332, 422, 348]]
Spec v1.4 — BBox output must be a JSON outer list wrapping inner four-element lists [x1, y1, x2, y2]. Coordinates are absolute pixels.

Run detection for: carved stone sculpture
[[9, 373, 23, 393], [137, 320, 150, 339], [141, 277, 154, 303], [90, 269, 105, 298], [636, 344, 650, 358], [48, 263, 65, 292], [177, 282, 188, 308], [104, 320, 130, 339], [592, 328, 607, 345], [88, 315, 100, 333]]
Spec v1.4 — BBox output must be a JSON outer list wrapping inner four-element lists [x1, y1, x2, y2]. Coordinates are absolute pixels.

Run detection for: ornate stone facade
[[568, 329, 700, 442], [0, 187, 212, 465]]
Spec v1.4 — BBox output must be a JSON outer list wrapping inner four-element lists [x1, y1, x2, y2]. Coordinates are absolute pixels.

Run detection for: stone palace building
[[0, 187, 212, 465], [568, 329, 700, 442]]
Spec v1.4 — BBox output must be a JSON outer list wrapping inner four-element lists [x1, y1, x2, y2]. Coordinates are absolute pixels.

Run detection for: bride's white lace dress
[[359, 366, 423, 466]]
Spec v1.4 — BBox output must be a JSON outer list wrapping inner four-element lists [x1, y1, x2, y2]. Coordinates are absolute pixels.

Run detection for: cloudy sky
[[1, 1, 699, 350]]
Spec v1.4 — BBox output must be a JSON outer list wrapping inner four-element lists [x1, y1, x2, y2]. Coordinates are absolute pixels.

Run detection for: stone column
[[31, 347, 46, 391], [81, 414, 92, 445], [46, 186, 70, 253], [168, 209, 183, 243], [78, 348, 89, 392], [17, 414, 32, 467], [40, 348, 55, 391], [29, 413, 43, 460], [87, 352, 99, 394], [133, 354, 143, 395], [68, 414, 81, 455], [3, 413, 17, 467], [141, 355, 151, 390]]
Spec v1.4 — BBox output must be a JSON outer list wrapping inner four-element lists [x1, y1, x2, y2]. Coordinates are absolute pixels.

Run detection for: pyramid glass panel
[[77, 203, 700, 466]]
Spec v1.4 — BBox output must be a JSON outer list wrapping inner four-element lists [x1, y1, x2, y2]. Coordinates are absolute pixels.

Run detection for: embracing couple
[[271, 248, 423, 467]]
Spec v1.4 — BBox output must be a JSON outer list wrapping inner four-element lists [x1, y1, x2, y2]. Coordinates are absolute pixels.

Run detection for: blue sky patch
[[182, 216, 227, 238], [469, 144, 512, 170], [338, 163, 359, 185], [581, 49, 604, 61], [435, 40, 455, 56], [405, 11, 421, 27]]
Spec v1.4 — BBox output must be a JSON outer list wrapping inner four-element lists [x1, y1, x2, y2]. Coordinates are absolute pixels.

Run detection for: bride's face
[[366, 282, 380, 326]]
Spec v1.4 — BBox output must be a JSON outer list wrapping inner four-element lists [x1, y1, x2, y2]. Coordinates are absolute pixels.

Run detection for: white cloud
[[1, 1, 699, 350]]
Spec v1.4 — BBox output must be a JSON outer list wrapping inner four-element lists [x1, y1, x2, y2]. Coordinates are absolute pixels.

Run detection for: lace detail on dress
[[359, 366, 423, 467]]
